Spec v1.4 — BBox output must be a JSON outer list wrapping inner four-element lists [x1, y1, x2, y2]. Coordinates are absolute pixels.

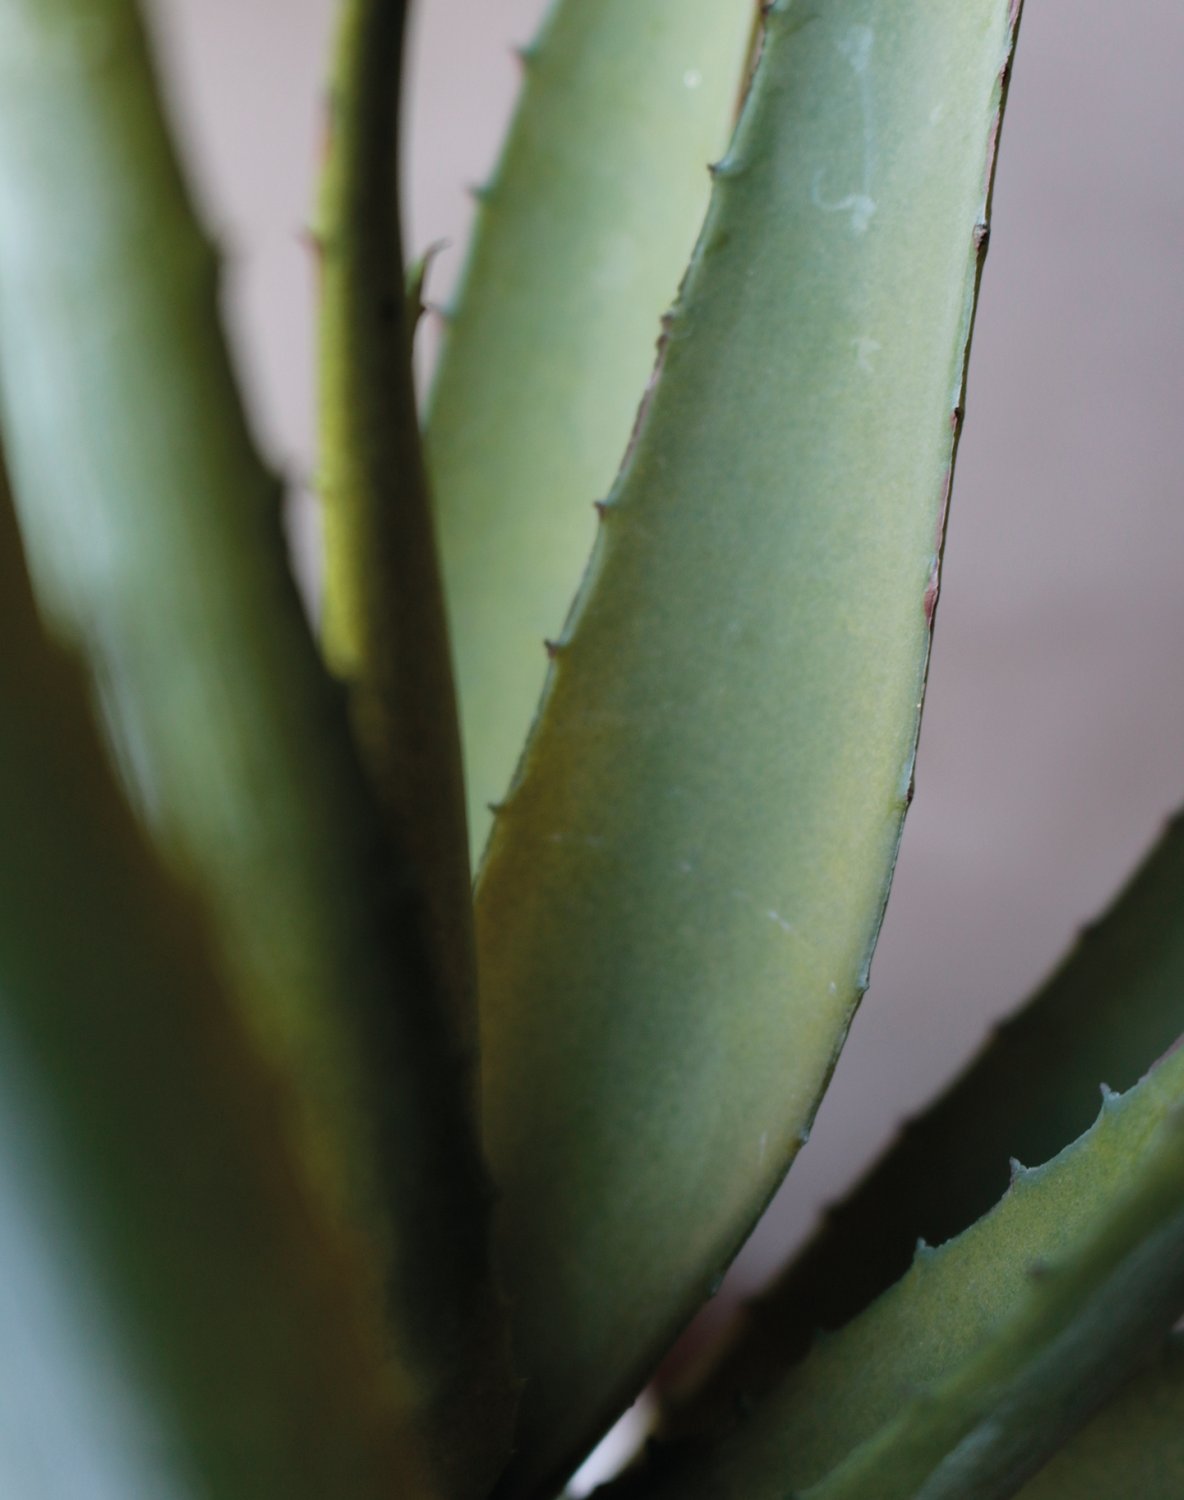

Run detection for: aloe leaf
[[667, 813, 1184, 1434], [0, 3, 508, 1490], [0, 472, 432, 1497], [1014, 1337, 1184, 1499], [425, 0, 757, 857], [476, 3, 1022, 1493], [805, 1123, 1184, 1499], [619, 1043, 1184, 1500], [318, 0, 478, 1057]]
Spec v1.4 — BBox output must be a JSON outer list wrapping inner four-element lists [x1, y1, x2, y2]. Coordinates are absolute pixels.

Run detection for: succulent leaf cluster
[[1, 2, 1181, 1497]]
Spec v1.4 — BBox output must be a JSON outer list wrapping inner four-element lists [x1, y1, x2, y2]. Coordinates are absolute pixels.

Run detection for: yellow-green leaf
[[477, 3, 1022, 1493]]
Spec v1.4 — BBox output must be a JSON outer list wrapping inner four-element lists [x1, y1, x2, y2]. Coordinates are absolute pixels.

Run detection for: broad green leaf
[[0, 469, 432, 1498], [667, 813, 1184, 1435], [1015, 1337, 1184, 1499], [0, 1, 505, 1487], [476, 3, 1022, 1493], [619, 1041, 1184, 1500], [318, 0, 481, 1070], [426, 0, 757, 857]]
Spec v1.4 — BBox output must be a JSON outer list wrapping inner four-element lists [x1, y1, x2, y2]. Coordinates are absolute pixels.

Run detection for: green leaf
[[426, 0, 757, 858], [0, 2, 506, 1489], [805, 1114, 1184, 1499], [667, 812, 1184, 1435], [0, 467, 433, 1497], [618, 1042, 1184, 1500], [318, 0, 480, 1067], [475, 3, 1022, 1493], [1014, 1337, 1184, 1499]]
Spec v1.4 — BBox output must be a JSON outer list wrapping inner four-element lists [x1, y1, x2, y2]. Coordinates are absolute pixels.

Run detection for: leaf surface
[[0, 467, 433, 1498], [476, 3, 1023, 1492], [619, 1042, 1184, 1500], [318, 0, 480, 1070], [0, 2, 505, 1487], [426, 0, 757, 856], [667, 812, 1184, 1433], [1014, 1337, 1184, 1499]]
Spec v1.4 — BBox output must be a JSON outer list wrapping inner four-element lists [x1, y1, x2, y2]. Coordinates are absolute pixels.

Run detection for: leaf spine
[[708, 156, 745, 181]]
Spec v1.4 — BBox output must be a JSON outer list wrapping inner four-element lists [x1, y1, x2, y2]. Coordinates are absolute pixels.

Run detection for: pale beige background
[[146, 0, 1184, 1319]]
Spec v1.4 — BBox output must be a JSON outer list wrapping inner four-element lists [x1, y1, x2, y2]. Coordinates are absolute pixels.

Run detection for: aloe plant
[[1, 0, 1182, 1496]]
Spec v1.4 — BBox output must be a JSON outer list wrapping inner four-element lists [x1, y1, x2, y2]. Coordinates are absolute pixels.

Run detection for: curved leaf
[[806, 1113, 1184, 1499], [0, 2, 504, 1486], [426, 0, 757, 857], [476, 3, 1022, 1493], [618, 1040, 1184, 1499], [667, 811, 1184, 1434], [0, 468, 432, 1498], [318, 0, 480, 1065]]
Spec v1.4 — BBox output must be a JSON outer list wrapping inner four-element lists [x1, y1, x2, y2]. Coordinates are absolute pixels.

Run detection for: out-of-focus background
[[145, 0, 1184, 1319]]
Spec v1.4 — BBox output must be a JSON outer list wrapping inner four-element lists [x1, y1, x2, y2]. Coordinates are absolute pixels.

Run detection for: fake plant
[[2, 0, 1183, 1496]]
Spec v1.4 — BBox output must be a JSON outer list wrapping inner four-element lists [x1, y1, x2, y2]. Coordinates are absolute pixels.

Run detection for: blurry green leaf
[[318, 0, 481, 1083], [1014, 1337, 1184, 1499], [0, 466, 433, 1498], [0, 1, 505, 1486]]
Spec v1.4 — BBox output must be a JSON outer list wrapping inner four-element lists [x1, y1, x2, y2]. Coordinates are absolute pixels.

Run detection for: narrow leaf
[[318, 0, 479, 1062], [0, 470, 432, 1497], [807, 1117, 1184, 1499], [619, 1041, 1184, 1500], [0, 2, 506, 1488], [667, 813, 1184, 1434], [426, 0, 757, 857], [476, 3, 1022, 1493]]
